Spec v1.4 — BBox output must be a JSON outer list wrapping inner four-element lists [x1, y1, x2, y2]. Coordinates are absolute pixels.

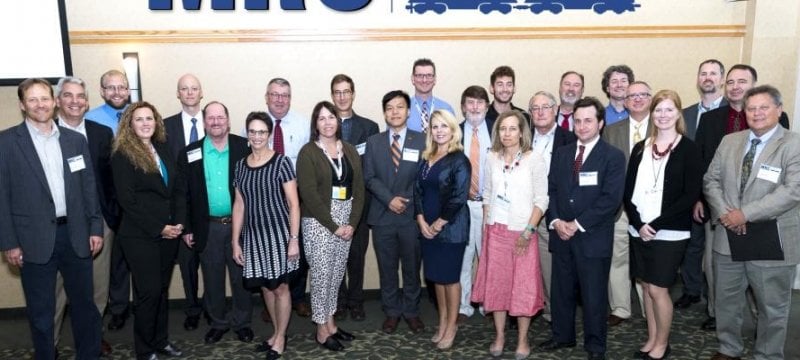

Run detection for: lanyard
[[317, 141, 344, 180]]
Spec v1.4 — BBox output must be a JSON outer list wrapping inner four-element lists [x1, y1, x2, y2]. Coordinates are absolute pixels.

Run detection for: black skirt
[[629, 235, 688, 288]]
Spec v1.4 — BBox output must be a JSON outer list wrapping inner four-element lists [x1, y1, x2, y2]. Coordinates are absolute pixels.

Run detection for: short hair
[[460, 85, 490, 107], [330, 74, 354, 93], [56, 77, 87, 97], [560, 70, 585, 85], [310, 101, 342, 141], [530, 91, 558, 108], [490, 110, 532, 153], [574, 97, 605, 123], [100, 69, 128, 87], [267, 77, 291, 89], [412, 58, 436, 75], [698, 59, 725, 76], [490, 65, 515, 85], [203, 101, 229, 119], [647, 90, 686, 138], [744, 85, 782, 107], [422, 110, 463, 160], [245, 111, 273, 134], [18, 78, 54, 102], [627, 81, 652, 95], [382, 90, 410, 110], [727, 64, 758, 82], [601, 65, 635, 98]]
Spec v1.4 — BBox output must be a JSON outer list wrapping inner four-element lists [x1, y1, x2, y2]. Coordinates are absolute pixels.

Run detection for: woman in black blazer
[[623, 90, 702, 360], [111, 102, 186, 360]]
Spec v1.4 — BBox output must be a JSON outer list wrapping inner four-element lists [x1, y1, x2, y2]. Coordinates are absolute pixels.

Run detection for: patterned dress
[[233, 153, 298, 289]]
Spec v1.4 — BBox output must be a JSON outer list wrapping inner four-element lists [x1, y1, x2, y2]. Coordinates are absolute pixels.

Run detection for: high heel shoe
[[489, 343, 503, 357], [645, 345, 670, 360], [316, 335, 344, 351], [331, 328, 355, 342], [632, 349, 649, 359]]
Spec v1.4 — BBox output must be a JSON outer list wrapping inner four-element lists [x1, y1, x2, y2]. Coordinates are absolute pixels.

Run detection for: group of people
[[0, 56, 797, 360]]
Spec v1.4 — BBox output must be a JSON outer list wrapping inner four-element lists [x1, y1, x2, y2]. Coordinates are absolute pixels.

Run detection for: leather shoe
[[107, 313, 127, 331], [538, 339, 576, 351], [332, 327, 356, 341], [701, 317, 716, 331], [587, 352, 606, 360], [646, 345, 670, 360], [183, 314, 200, 331], [265, 348, 282, 360], [382, 316, 399, 334], [261, 308, 272, 323], [633, 349, 649, 359], [607, 314, 627, 326], [316, 335, 344, 351], [674, 294, 701, 309], [234, 327, 254, 342], [710, 352, 741, 360], [405, 316, 425, 333], [100, 338, 112, 356], [204, 328, 229, 344], [292, 302, 312, 317], [156, 343, 182, 357], [350, 306, 365, 321]]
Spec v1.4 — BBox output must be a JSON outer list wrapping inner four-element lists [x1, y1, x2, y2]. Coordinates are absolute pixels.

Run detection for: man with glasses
[[556, 71, 585, 131], [600, 65, 635, 126], [86, 69, 130, 134], [408, 58, 454, 132], [601, 81, 651, 327]]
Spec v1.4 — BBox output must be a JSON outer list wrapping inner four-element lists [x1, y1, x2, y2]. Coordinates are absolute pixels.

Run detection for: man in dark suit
[[556, 71, 585, 131], [540, 97, 625, 360], [363, 90, 426, 334], [0, 78, 104, 359], [178, 101, 254, 344], [528, 90, 576, 323], [164, 73, 206, 331], [485, 66, 528, 124], [329, 74, 379, 322], [53, 76, 117, 356]]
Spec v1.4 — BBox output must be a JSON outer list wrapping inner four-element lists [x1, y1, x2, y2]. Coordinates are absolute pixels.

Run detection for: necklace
[[651, 137, 677, 160], [502, 150, 522, 173]]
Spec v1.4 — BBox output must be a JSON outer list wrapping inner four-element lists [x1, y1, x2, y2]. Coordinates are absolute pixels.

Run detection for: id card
[[187, 148, 203, 163], [356, 142, 366, 156], [332, 186, 347, 200], [67, 155, 86, 173], [402, 148, 419, 162], [495, 194, 511, 211], [757, 164, 781, 183], [579, 171, 598, 186]]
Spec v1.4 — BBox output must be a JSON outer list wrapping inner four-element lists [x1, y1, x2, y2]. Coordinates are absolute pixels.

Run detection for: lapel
[[15, 123, 53, 196], [58, 131, 72, 195], [743, 127, 784, 193], [582, 138, 606, 171], [730, 132, 748, 196]]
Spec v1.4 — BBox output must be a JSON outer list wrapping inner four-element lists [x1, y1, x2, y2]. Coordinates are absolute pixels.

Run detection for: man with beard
[[600, 65, 635, 126], [86, 69, 130, 134], [485, 66, 528, 124], [408, 58, 454, 133], [556, 71, 585, 131]]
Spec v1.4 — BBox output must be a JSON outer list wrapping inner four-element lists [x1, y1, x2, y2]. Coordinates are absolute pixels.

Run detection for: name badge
[[356, 142, 366, 156], [332, 186, 347, 200], [402, 148, 419, 162], [579, 171, 598, 186], [757, 164, 781, 183], [67, 155, 86, 173], [495, 194, 511, 211], [187, 148, 203, 163]]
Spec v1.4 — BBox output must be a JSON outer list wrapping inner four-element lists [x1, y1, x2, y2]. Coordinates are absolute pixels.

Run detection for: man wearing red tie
[[556, 71, 585, 131]]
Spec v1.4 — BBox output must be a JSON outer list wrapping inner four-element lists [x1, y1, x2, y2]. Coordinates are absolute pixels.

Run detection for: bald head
[[176, 74, 203, 113]]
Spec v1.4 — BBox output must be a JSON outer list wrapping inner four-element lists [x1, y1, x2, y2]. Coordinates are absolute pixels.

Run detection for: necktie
[[116, 112, 122, 121], [633, 122, 643, 144], [273, 119, 285, 155], [733, 112, 742, 132], [573, 145, 585, 179], [189, 118, 198, 143], [391, 133, 401, 172], [421, 101, 429, 132], [560, 113, 571, 130], [740, 138, 761, 196], [469, 127, 480, 199]]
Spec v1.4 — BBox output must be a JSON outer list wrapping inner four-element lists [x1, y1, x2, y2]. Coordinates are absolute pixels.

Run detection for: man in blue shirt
[[85, 69, 130, 134], [408, 58, 454, 132], [600, 65, 635, 126]]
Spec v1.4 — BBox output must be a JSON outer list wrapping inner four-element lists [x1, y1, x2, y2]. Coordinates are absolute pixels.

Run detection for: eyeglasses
[[247, 129, 269, 137], [529, 105, 555, 113], [102, 85, 128, 92], [413, 74, 435, 80], [267, 92, 291, 100], [626, 92, 651, 100], [333, 90, 353, 98]]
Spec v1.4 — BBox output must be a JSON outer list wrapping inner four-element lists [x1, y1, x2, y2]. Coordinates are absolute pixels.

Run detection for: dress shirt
[[533, 123, 557, 173], [388, 126, 408, 149], [463, 120, 492, 198], [202, 137, 231, 216], [628, 115, 649, 151], [58, 117, 87, 139], [26, 120, 67, 217], [605, 104, 629, 126], [483, 151, 549, 230], [181, 111, 205, 146], [266, 110, 309, 169], [85, 103, 127, 134], [408, 95, 454, 132], [746, 125, 779, 163], [694, 95, 724, 124]]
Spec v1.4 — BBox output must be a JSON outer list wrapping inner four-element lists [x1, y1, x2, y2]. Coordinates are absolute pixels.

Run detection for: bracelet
[[525, 224, 536, 232], [289, 235, 299, 240]]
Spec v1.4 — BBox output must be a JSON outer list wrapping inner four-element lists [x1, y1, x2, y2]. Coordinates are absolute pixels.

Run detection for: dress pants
[[703, 222, 716, 317], [713, 252, 795, 360], [200, 221, 253, 330], [679, 220, 706, 297], [337, 214, 370, 310], [119, 235, 179, 359], [458, 200, 483, 316], [372, 221, 422, 318], [177, 239, 202, 318], [608, 212, 644, 318], [21, 224, 101, 360], [108, 231, 131, 318], [536, 221, 552, 321]]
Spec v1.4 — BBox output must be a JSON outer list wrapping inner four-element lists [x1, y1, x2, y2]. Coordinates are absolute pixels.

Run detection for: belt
[[468, 196, 483, 202], [209, 216, 232, 225], [56, 216, 68, 225]]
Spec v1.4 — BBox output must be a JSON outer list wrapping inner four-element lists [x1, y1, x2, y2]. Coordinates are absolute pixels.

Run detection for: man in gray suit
[[363, 90, 426, 334], [704, 85, 800, 360], [600, 81, 650, 326], [0, 78, 104, 359]]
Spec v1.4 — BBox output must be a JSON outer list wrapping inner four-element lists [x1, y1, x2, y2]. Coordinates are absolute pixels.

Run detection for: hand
[[720, 208, 747, 229], [287, 239, 300, 262], [161, 225, 182, 239], [334, 225, 354, 241], [4, 248, 23, 268], [89, 236, 103, 256], [515, 233, 531, 256], [734, 223, 747, 235], [388, 196, 409, 214], [431, 219, 447, 233], [418, 219, 436, 240], [232, 243, 244, 266], [638, 224, 657, 241], [182, 233, 195, 248], [692, 201, 705, 223], [554, 220, 576, 241]]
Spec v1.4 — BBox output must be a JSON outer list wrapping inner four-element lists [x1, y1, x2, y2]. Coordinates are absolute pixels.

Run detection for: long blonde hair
[[112, 101, 167, 173], [422, 110, 464, 160]]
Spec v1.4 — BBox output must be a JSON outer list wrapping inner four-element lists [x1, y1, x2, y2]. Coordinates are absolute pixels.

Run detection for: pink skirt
[[471, 223, 544, 317]]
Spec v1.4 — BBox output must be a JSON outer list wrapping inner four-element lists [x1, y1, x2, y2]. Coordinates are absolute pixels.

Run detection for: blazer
[[459, 117, 495, 144], [164, 112, 188, 163], [535, 125, 577, 150], [296, 141, 365, 233], [623, 137, 703, 232], [178, 135, 250, 252], [111, 141, 187, 240], [602, 117, 645, 165], [413, 152, 471, 244], [682, 98, 728, 140], [703, 126, 800, 266], [342, 113, 380, 148], [363, 129, 426, 226], [0, 122, 103, 264], [547, 138, 626, 258]]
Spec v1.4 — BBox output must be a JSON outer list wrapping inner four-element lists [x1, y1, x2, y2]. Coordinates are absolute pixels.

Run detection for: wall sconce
[[122, 52, 142, 102]]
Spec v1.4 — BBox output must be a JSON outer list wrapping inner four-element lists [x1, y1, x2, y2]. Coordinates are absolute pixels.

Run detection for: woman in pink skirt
[[472, 110, 549, 360]]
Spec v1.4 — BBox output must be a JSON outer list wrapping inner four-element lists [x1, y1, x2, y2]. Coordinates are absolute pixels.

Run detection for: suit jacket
[[414, 152, 471, 244], [682, 98, 728, 140], [343, 112, 380, 148], [111, 141, 187, 240], [547, 138, 626, 258], [703, 126, 800, 266], [459, 117, 495, 145], [602, 117, 646, 165], [364, 129, 426, 226], [531, 125, 577, 150], [178, 135, 250, 252], [164, 113, 188, 163], [0, 122, 103, 264]]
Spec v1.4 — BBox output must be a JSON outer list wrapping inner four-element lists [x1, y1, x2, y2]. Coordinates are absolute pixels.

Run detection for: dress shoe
[[350, 305, 366, 321], [709, 352, 742, 360], [332, 327, 356, 341], [405, 316, 425, 333], [255, 341, 271, 353], [316, 335, 344, 351], [234, 327, 254, 342], [100, 338, 112, 356], [156, 343, 183, 357], [183, 314, 200, 331], [607, 314, 627, 326], [646, 345, 670, 360], [292, 302, 312, 317], [674, 294, 701, 309], [261, 308, 272, 323], [265, 348, 282, 360], [382, 316, 400, 334], [587, 352, 606, 360], [107, 313, 128, 331], [701, 317, 716, 331], [633, 349, 649, 359], [538, 339, 576, 351], [204, 328, 229, 344]]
